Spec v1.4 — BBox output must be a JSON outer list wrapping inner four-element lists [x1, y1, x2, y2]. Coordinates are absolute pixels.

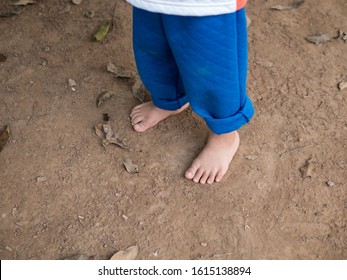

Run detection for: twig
[[112, 0, 117, 33], [314, 101, 324, 113], [279, 144, 313, 158], [20, 103, 36, 135], [13, 246, 18, 260], [78, 217, 116, 250], [209, 252, 233, 259]]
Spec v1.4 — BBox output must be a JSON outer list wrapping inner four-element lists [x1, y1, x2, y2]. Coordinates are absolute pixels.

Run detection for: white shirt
[[126, 0, 243, 16]]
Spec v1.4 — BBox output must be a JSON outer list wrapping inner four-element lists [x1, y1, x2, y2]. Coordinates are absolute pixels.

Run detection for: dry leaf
[[0, 125, 10, 152], [110, 245, 139, 260], [108, 138, 128, 149], [95, 124, 104, 139], [95, 120, 128, 149], [0, 54, 7, 62], [103, 122, 114, 141], [97, 91, 117, 107], [271, 0, 304, 10], [103, 113, 110, 121], [304, 162, 315, 178], [300, 159, 315, 178], [305, 33, 331, 45], [0, 5, 25, 17], [101, 121, 129, 149], [246, 16, 251, 28], [132, 78, 146, 102], [123, 158, 139, 173], [338, 80, 347, 91], [94, 22, 111, 42], [107, 62, 132, 78], [337, 30, 347, 42], [11, 0, 35, 6]]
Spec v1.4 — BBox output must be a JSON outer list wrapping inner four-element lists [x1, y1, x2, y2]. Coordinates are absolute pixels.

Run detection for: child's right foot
[[130, 102, 188, 132], [185, 131, 240, 184]]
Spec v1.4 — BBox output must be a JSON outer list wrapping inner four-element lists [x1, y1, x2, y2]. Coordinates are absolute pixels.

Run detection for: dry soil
[[0, 0, 346, 259]]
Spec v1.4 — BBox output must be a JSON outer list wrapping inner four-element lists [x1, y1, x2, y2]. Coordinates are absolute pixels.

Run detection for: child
[[126, 0, 254, 184]]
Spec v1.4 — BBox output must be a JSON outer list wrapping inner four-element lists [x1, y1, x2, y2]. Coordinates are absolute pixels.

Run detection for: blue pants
[[132, 7, 254, 134]]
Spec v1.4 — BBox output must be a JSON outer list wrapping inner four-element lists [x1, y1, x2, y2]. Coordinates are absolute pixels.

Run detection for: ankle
[[209, 131, 238, 142]]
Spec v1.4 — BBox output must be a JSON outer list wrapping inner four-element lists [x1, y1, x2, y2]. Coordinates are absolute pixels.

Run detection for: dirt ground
[[0, 0, 346, 260]]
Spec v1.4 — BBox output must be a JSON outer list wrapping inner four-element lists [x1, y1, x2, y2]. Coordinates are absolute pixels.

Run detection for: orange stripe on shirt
[[237, 0, 247, 10]]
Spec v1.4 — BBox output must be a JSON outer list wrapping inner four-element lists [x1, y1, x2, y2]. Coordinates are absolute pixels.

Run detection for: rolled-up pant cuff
[[203, 96, 254, 135]]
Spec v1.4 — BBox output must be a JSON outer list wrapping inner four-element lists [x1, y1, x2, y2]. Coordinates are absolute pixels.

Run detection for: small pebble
[[256, 182, 268, 189], [245, 155, 258, 160], [200, 242, 208, 247], [68, 79, 77, 87], [338, 80, 347, 91], [5, 246, 13, 252], [326, 181, 335, 187], [36, 177, 47, 182]]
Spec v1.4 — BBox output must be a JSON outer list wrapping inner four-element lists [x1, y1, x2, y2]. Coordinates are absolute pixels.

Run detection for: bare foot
[[185, 131, 240, 184], [130, 102, 188, 132]]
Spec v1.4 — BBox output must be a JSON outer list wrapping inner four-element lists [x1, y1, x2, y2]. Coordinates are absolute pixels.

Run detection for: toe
[[185, 163, 199, 180], [130, 105, 143, 116], [131, 111, 141, 118], [199, 172, 209, 185], [207, 171, 217, 185], [131, 115, 143, 125], [130, 108, 138, 117], [133, 123, 147, 133], [193, 168, 204, 183], [215, 169, 227, 183]]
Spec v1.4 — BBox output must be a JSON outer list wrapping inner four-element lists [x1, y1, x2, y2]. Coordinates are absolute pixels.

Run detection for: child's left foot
[[130, 102, 188, 133], [185, 131, 240, 184]]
